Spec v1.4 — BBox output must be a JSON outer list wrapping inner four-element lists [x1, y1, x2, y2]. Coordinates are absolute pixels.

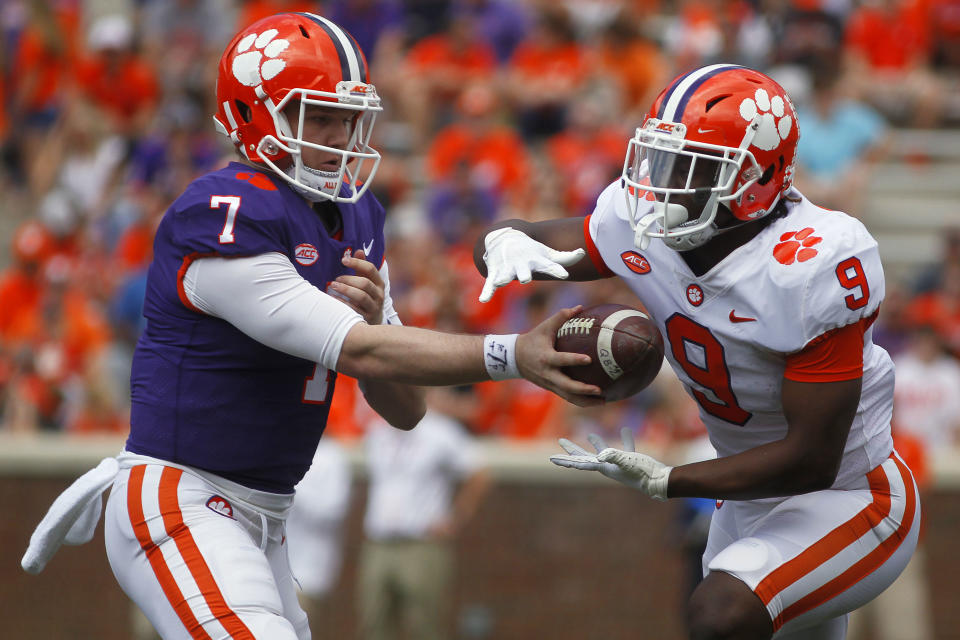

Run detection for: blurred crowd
[[0, 0, 958, 468]]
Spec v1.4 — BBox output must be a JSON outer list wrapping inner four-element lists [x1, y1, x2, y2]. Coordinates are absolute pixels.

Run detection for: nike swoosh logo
[[729, 310, 757, 323], [362, 239, 374, 256], [698, 128, 715, 134]]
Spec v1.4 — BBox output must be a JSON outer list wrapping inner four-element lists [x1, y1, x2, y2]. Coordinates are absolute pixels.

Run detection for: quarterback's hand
[[479, 227, 585, 303], [550, 428, 672, 500], [516, 306, 605, 408], [332, 250, 384, 325]]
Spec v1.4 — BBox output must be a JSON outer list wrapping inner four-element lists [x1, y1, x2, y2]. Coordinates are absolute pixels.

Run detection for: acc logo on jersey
[[620, 251, 651, 274], [206, 495, 235, 519], [686, 284, 704, 306], [294, 243, 319, 266]]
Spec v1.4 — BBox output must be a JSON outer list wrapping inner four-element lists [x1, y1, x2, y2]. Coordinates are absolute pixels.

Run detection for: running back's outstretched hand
[[479, 227, 585, 303], [550, 428, 672, 500]]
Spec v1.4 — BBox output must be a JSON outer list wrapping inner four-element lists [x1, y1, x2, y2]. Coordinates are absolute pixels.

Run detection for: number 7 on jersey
[[210, 195, 242, 244]]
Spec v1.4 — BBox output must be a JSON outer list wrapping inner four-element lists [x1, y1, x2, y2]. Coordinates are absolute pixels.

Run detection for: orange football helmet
[[213, 12, 382, 202], [622, 64, 800, 251]]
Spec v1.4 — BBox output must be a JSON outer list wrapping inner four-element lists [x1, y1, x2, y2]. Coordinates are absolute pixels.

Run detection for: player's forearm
[[667, 439, 840, 500], [337, 323, 490, 385], [360, 378, 426, 431]]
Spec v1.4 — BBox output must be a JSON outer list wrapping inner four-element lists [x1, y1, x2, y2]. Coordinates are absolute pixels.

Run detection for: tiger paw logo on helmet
[[773, 228, 822, 265], [232, 29, 290, 87], [739, 89, 793, 151]]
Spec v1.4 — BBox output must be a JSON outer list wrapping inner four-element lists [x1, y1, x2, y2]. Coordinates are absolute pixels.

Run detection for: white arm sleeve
[[182, 252, 364, 370]]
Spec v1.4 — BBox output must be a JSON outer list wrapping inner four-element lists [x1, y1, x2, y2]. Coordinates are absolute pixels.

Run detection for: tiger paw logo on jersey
[[739, 88, 793, 151], [232, 29, 290, 87], [686, 284, 704, 306], [206, 495, 235, 519], [295, 243, 319, 266], [620, 251, 651, 274], [773, 228, 822, 265]]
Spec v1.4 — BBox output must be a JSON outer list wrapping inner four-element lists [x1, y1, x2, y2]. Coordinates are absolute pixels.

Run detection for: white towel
[[21, 457, 120, 574]]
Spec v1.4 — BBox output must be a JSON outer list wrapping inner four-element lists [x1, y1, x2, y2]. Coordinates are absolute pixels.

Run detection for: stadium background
[[1, 0, 959, 638]]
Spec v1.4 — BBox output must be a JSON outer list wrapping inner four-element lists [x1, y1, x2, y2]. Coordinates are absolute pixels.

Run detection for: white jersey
[[586, 180, 894, 488], [892, 351, 960, 450]]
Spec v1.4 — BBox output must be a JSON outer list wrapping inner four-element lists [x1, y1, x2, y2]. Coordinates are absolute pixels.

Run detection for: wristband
[[483, 334, 520, 380]]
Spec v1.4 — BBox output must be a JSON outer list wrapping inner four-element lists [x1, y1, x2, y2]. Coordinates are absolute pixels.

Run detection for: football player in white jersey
[[475, 65, 919, 640]]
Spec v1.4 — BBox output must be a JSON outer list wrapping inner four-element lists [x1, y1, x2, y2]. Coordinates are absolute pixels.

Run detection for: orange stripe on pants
[[127, 465, 212, 640], [157, 467, 256, 640], [772, 456, 917, 630]]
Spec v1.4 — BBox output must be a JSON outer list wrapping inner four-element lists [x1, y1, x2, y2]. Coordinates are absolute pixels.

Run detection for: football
[[555, 304, 664, 401]]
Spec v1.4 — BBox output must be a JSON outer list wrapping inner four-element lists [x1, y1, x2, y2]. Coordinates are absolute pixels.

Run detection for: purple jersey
[[127, 163, 386, 493]]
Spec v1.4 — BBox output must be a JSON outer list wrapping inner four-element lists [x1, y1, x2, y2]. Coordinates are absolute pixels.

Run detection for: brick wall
[[4, 475, 959, 639]]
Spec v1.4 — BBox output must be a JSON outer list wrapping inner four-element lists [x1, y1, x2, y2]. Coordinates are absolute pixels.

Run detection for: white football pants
[[703, 452, 920, 639], [104, 453, 310, 640]]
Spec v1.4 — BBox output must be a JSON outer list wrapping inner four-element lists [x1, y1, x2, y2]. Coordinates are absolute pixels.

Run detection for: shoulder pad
[[765, 205, 883, 349]]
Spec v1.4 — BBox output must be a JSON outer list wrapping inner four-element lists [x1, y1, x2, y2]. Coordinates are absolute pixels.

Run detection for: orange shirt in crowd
[[426, 124, 531, 197], [0, 270, 44, 345], [508, 41, 588, 93], [546, 127, 627, 215], [405, 33, 497, 78], [597, 38, 666, 112], [237, 1, 318, 31], [59, 288, 112, 371], [845, 3, 932, 70], [444, 243, 511, 333], [905, 292, 960, 356], [114, 222, 155, 273], [322, 375, 366, 441], [13, 7, 79, 114], [472, 380, 569, 440], [74, 55, 159, 126]]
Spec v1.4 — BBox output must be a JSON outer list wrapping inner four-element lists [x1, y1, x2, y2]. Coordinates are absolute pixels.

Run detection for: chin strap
[[663, 224, 719, 251], [632, 211, 662, 250], [282, 163, 344, 202]]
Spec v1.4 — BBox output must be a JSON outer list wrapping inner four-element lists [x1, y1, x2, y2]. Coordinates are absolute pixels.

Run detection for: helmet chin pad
[[653, 201, 691, 228], [283, 163, 343, 202], [663, 225, 718, 251]]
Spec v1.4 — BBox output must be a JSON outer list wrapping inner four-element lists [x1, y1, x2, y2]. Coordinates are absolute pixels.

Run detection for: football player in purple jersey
[[21, 13, 599, 639]]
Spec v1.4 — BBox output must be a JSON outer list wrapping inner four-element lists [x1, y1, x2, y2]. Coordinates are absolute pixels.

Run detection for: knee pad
[[245, 614, 302, 640], [707, 537, 783, 590]]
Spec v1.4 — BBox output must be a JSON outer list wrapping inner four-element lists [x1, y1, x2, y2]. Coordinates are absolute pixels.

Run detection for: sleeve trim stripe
[[784, 312, 877, 382], [177, 252, 221, 313], [583, 215, 614, 278]]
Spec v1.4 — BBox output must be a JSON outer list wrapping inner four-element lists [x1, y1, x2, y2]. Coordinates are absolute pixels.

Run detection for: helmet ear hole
[[758, 164, 775, 186], [299, 25, 309, 38], [234, 100, 252, 123], [705, 94, 731, 112]]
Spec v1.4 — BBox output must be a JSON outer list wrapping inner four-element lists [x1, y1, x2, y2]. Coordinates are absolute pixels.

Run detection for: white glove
[[479, 227, 585, 303], [550, 427, 672, 501]]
